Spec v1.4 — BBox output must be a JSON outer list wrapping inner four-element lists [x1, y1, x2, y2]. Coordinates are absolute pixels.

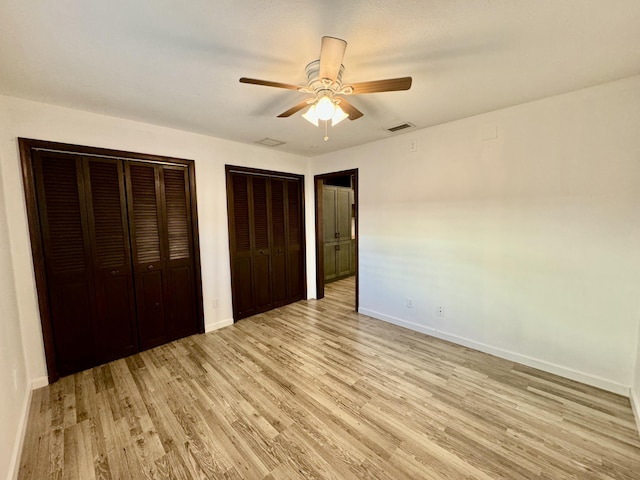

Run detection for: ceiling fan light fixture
[[331, 104, 349, 126], [302, 105, 319, 126], [315, 96, 336, 121]]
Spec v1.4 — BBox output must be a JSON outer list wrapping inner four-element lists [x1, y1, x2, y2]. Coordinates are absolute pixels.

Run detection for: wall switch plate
[[409, 139, 418, 152], [437, 306, 444, 317], [407, 298, 414, 308]]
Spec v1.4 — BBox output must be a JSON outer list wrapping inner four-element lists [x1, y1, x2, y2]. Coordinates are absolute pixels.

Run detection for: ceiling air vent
[[386, 122, 415, 133], [255, 138, 285, 147]]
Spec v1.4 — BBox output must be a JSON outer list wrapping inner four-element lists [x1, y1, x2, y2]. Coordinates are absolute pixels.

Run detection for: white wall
[[312, 75, 640, 394], [0, 108, 30, 480], [0, 94, 312, 388]]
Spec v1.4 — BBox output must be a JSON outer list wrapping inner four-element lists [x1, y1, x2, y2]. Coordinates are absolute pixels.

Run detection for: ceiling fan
[[239, 36, 412, 138]]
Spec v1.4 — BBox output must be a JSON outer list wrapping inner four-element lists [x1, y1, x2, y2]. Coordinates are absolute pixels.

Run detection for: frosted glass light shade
[[315, 96, 336, 121], [331, 105, 349, 125], [302, 105, 319, 126]]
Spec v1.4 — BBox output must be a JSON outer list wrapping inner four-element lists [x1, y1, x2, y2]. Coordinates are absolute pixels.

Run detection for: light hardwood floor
[[18, 277, 640, 479]]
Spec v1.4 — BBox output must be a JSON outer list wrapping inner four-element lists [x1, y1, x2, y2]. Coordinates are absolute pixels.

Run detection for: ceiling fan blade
[[335, 97, 363, 120], [277, 100, 312, 118], [239, 77, 301, 91], [319, 36, 347, 82], [348, 77, 412, 94]]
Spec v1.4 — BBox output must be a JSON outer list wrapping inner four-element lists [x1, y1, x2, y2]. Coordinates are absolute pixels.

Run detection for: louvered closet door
[[161, 166, 198, 339], [228, 173, 255, 318], [34, 151, 97, 375], [270, 179, 287, 306], [286, 179, 304, 301], [126, 162, 169, 349], [126, 162, 198, 349], [83, 158, 138, 362], [252, 176, 273, 311], [227, 168, 305, 320]]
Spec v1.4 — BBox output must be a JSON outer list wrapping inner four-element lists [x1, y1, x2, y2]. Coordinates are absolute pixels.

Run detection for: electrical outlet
[[407, 298, 414, 308], [437, 306, 444, 317], [409, 139, 418, 152]]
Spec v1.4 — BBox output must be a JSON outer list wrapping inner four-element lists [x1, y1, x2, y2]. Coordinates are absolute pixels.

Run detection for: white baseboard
[[205, 318, 234, 333], [359, 308, 629, 396], [631, 387, 640, 437], [31, 376, 48, 390], [8, 383, 33, 480]]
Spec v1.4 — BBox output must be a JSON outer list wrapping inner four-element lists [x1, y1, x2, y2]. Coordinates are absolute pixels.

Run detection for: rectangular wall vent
[[386, 122, 415, 133]]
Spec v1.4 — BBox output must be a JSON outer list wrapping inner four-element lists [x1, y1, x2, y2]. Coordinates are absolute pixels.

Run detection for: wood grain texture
[[18, 278, 640, 479]]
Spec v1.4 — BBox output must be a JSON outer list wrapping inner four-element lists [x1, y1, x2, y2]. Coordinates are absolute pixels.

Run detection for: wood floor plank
[[17, 276, 640, 479]]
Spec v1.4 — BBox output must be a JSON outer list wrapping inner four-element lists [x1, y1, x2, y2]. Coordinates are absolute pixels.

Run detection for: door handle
[[335, 245, 340, 251], [110, 270, 119, 276], [147, 264, 154, 270], [335, 232, 340, 238]]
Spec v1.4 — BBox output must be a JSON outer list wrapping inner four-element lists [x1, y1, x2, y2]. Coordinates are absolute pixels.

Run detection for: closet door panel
[[162, 166, 198, 338], [126, 162, 169, 349], [286, 180, 304, 300], [229, 173, 255, 318], [252, 176, 272, 311], [270, 179, 287, 305], [35, 152, 96, 375], [84, 158, 138, 361], [226, 167, 305, 320]]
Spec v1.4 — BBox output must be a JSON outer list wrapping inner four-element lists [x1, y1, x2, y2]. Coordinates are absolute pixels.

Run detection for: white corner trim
[[8, 383, 33, 480], [631, 387, 640, 437], [359, 308, 630, 396], [205, 318, 234, 333], [31, 376, 49, 390]]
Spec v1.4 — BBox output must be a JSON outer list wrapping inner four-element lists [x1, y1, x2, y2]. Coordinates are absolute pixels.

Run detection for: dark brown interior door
[[83, 157, 138, 362], [271, 178, 288, 306], [35, 152, 140, 375], [162, 166, 198, 339], [126, 162, 169, 349], [286, 179, 304, 301], [35, 151, 98, 375], [251, 176, 273, 311], [226, 166, 305, 321], [126, 162, 200, 349]]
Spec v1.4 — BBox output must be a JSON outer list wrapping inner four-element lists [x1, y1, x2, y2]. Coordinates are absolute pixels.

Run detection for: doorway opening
[[314, 169, 358, 311]]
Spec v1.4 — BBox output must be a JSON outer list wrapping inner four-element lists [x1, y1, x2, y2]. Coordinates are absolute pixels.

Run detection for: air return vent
[[386, 122, 415, 133], [255, 138, 286, 147]]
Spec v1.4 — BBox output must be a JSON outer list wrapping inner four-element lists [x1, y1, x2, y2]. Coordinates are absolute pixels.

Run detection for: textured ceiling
[[1, 0, 639, 156]]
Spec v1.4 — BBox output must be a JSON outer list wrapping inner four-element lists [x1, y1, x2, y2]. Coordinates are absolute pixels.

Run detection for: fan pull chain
[[324, 121, 329, 142]]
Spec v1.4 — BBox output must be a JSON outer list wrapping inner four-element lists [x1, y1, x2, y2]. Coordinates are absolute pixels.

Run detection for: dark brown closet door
[[83, 158, 138, 362], [227, 167, 305, 320], [228, 173, 255, 318], [162, 166, 198, 339], [34, 151, 97, 375], [126, 162, 198, 349], [271, 179, 288, 306], [286, 179, 304, 301], [252, 176, 273, 311], [126, 162, 169, 349]]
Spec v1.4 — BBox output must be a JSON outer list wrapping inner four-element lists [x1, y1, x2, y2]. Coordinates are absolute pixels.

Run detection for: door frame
[[314, 168, 358, 310], [19, 138, 205, 383]]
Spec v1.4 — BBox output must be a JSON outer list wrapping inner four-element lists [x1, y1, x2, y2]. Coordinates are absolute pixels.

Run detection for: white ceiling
[[1, 1, 639, 157]]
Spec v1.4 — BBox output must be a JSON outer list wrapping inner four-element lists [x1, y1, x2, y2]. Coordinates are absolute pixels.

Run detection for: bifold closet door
[[34, 152, 137, 376], [227, 169, 305, 320], [126, 162, 198, 349]]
